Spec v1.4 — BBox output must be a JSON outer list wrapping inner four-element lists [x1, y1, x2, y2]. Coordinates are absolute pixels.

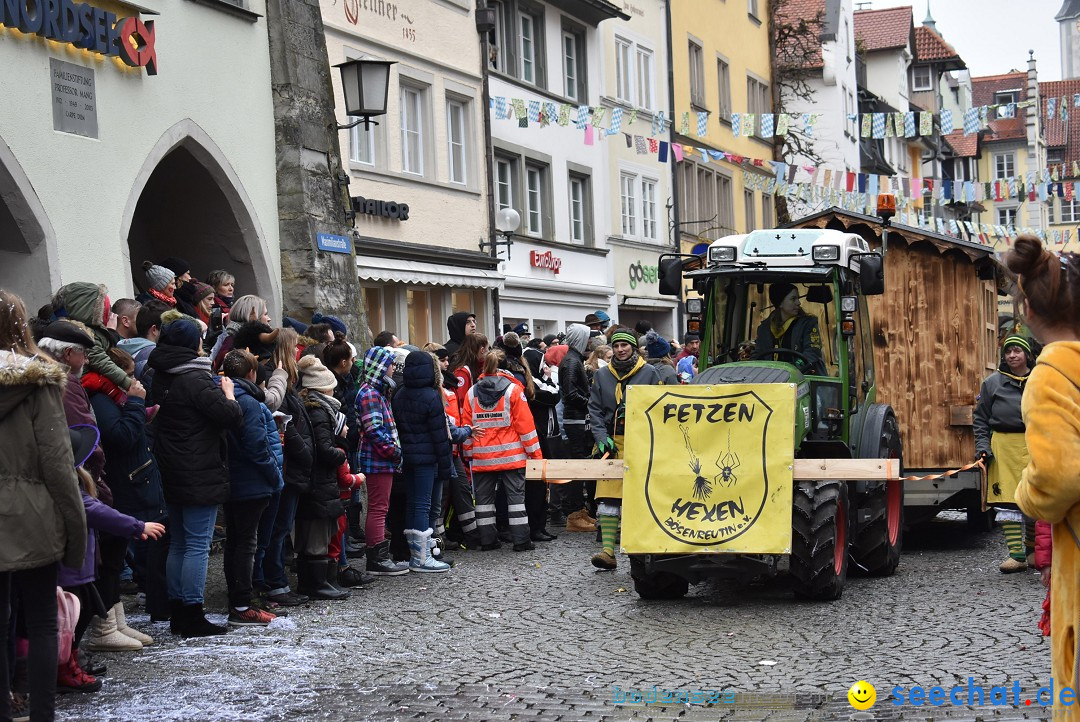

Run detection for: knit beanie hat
[[1002, 335, 1032, 356], [610, 330, 638, 347], [297, 354, 337, 392], [312, 312, 348, 337], [159, 318, 202, 351], [191, 282, 215, 304], [500, 332, 524, 359], [143, 261, 175, 292], [644, 330, 671, 359], [160, 257, 190, 278], [769, 282, 797, 308]]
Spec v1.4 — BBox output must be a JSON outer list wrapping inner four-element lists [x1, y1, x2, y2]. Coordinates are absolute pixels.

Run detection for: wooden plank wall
[[867, 241, 995, 469]]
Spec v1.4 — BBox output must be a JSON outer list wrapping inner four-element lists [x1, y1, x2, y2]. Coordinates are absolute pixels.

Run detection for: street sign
[[316, 232, 352, 254]]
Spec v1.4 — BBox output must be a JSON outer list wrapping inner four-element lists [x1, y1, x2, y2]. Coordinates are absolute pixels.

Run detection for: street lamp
[[481, 207, 520, 259], [333, 58, 396, 131]]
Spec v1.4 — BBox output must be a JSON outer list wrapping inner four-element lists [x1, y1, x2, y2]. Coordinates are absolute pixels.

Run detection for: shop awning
[[356, 255, 504, 290], [619, 296, 678, 309]]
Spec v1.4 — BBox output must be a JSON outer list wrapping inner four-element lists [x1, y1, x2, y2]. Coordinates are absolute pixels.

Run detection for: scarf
[[149, 287, 177, 307], [81, 371, 127, 406], [1000, 370, 1029, 384], [166, 356, 213, 375], [608, 353, 645, 405], [770, 314, 797, 340], [308, 389, 342, 420]]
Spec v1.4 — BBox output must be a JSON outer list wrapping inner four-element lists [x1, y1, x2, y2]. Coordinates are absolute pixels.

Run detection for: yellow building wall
[[670, 0, 773, 234], [976, 142, 1033, 254]]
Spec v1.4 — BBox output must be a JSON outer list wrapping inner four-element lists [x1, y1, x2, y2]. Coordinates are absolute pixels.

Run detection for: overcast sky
[[865, 0, 1063, 80]]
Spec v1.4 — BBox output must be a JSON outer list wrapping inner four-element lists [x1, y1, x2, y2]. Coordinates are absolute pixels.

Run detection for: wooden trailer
[[790, 208, 1007, 522]]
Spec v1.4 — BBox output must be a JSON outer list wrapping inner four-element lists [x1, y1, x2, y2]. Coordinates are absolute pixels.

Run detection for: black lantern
[[334, 58, 396, 130]]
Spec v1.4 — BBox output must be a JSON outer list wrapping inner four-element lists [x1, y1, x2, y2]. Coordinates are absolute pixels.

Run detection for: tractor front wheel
[[790, 480, 850, 601], [629, 557, 690, 600], [850, 409, 904, 576]]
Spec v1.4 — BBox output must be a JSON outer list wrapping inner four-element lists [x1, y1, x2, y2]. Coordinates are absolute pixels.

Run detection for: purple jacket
[[59, 491, 144, 587]]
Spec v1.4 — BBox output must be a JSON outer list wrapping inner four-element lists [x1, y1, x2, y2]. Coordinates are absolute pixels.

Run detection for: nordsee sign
[[316, 233, 352, 254], [0, 0, 158, 76]]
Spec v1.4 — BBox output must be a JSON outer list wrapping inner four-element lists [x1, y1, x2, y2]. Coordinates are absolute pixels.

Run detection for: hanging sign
[[529, 250, 562, 274]]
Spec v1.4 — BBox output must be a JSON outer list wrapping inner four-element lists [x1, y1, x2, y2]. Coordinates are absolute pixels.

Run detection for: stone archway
[[0, 135, 59, 312], [120, 120, 279, 317]]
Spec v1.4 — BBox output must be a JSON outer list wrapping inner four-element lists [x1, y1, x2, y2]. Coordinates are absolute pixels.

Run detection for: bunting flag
[[742, 114, 756, 137], [760, 113, 774, 138], [731, 113, 742, 138], [776, 113, 790, 136], [607, 107, 624, 135], [802, 113, 816, 137], [696, 111, 709, 137], [941, 108, 953, 134], [658, 141, 669, 162], [680, 112, 690, 135], [651, 111, 665, 136], [1062, 96, 1070, 121], [634, 135, 647, 154], [558, 104, 571, 126], [963, 108, 979, 135], [862, 114, 872, 138], [1049, 97, 1057, 120], [885, 113, 895, 138], [584, 126, 594, 145], [592, 108, 606, 128], [919, 111, 932, 136], [648, 138, 659, 153], [542, 102, 557, 127], [574, 105, 588, 129], [904, 112, 916, 138], [527, 100, 540, 123], [512, 98, 527, 122]]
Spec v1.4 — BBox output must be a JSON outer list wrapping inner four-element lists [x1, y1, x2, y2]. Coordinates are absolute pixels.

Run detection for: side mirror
[[658, 256, 684, 296], [859, 254, 885, 296]]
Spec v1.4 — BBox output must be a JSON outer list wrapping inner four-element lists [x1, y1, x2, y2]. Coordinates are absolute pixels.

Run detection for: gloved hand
[[594, 437, 616, 458], [976, 450, 992, 465]]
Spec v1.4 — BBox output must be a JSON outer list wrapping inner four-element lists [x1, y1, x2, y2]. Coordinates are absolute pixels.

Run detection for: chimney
[[1025, 50, 1045, 231]]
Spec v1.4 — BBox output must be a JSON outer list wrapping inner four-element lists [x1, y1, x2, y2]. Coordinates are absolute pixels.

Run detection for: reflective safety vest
[[462, 378, 542, 472]]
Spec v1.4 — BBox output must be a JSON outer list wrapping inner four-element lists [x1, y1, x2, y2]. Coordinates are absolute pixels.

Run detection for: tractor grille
[[694, 365, 792, 386]]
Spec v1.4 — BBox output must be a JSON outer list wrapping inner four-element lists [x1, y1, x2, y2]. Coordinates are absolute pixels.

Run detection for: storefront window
[[407, 288, 433, 347], [363, 286, 384, 338]]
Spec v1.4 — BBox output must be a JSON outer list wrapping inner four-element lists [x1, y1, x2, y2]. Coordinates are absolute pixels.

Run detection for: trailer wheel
[[850, 409, 904, 576], [790, 480, 850, 600], [629, 557, 690, 600]]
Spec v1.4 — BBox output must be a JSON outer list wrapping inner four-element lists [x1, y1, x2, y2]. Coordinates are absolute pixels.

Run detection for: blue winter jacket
[[87, 392, 166, 521], [390, 350, 453, 481], [227, 378, 284, 502]]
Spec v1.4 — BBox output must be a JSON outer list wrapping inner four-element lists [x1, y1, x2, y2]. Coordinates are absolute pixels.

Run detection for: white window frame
[[912, 65, 933, 91], [620, 172, 637, 237], [641, 177, 658, 241], [762, 194, 774, 228], [995, 152, 1015, 180], [446, 98, 468, 185], [349, 121, 375, 166], [689, 39, 705, 108], [569, 175, 586, 243], [716, 56, 731, 118], [997, 208, 1017, 226], [495, 156, 516, 211], [400, 85, 425, 176], [636, 45, 654, 110], [562, 30, 579, 101], [1062, 198, 1080, 223], [744, 189, 756, 231], [525, 163, 544, 236], [519, 11, 537, 84], [615, 36, 633, 103], [748, 0, 759, 19], [746, 75, 770, 136]]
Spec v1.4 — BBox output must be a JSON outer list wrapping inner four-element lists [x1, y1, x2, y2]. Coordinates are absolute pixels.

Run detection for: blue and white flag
[[872, 113, 885, 139], [607, 107, 624, 135], [940, 109, 953, 134], [574, 105, 589, 129], [904, 111, 916, 138], [696, 111, 709, 137], [963, 108, 979, 135], [760, 113, 774, 138]]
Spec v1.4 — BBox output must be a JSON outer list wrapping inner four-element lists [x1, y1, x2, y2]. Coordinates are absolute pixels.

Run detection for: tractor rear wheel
[[629, 557, 690, 600], [850, 409, 904, 576], [790, 480, 850, 600]]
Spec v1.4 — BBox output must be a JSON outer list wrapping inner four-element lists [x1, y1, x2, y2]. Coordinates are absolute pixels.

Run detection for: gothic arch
[[0, 134, 60, 311]]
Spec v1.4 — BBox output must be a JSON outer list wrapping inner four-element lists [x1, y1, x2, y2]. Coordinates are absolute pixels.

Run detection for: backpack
[[56, 586, 80, 663]]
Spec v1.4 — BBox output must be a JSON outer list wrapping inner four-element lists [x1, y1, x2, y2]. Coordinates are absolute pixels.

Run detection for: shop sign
[[529, 250, 562, 274], [50, 58, 97, 138], [351, 196, 410, 221], [627, 260, 659, 290], [1, 0, 158, 76], [316, 232, 353, 254]]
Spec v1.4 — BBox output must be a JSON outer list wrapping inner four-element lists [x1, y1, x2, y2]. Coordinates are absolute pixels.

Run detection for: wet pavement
[[57, 511, 1051, 721]]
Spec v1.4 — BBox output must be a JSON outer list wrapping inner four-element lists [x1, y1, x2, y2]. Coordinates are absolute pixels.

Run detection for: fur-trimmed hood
[[52, 282, 108, 332], [0, 350, 67, 419]]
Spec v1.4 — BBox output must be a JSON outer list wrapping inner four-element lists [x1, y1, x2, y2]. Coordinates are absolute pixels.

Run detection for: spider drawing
[[681, 425, 713, 500], [714, 431, 740, 487]]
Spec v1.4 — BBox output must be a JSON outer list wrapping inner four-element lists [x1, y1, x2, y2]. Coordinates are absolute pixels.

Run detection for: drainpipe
[[664, 0, 683, 335], [478, 1, 501, 335]]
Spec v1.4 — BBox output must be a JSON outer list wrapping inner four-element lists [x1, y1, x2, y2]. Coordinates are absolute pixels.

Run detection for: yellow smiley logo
[[848, 680, 876, 710]]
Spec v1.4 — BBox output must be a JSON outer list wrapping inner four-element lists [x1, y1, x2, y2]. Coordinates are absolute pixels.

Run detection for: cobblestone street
[[57, 512, 1051, 721]]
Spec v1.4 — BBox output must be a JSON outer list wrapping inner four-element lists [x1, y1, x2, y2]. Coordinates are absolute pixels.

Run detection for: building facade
[[486, 0, 628, 338], [322, 0, 500, 345], [0, 0, 281, 315], [600, 0, 677, 336]]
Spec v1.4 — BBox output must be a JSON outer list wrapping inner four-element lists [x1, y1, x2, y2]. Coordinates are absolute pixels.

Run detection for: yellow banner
[[621, 384, 795, 554]]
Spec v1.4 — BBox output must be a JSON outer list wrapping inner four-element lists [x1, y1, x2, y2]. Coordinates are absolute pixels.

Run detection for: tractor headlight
[[686, 298, 703, 315], [840, 296, 857, 313], [709, 246, 736, 263], [812, 245, 840, 262]]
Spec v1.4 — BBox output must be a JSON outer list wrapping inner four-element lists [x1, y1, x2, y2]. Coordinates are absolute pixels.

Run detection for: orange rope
[[898, 458, 985, 482]]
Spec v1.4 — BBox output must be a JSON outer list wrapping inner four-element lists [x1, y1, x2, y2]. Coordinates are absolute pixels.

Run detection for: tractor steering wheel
[[751, 347, 824, 375]]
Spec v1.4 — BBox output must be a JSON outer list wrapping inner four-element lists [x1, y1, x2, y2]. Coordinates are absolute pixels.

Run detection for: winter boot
[[565, 510, 595, 532], [113, 602, 154, 646], [85, 608, 142, 652], [56, 653, 101, 694], [407, 529, 450, 573], [325, 560, 352, 597], [365, 540, 410, 576], [338, 565, 377, 588], [168, 599, 183, 635], [296, 558, 349, 600], [178, 604, 228, 638]]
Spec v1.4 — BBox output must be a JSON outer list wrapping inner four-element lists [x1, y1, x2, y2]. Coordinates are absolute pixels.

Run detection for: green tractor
[[633, 227, 903, 601]]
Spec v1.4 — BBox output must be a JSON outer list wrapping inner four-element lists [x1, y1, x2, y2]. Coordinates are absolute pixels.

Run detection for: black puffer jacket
[[298, 393, 346, 520], [559, 347, 591, 422], [148, 344, 243, 506], [280, 388, 315, 494], [391, 350, 453, 480], [524, 347, 560, 440]]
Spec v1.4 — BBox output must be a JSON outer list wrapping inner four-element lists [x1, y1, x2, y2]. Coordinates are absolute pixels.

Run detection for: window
[[615, 37, 632, 103], [488, 1, 504, 71], [519, 11, 537, 83], [995, 152, 1015, 179], [495, 156, 516, 210], [912, 65, 932, 91], [1062, 198, 1080, 223], [679, 162, 735, 239], [636, 46, 654, 110], [1048, 200, 1056, 224], [995, 90, 1018, 105], [717, 57, 731, 118], [744, 190, 756, 231], [747, 0, 759, 19], [844, 89, 857, 137], [997, 208, 1017, 226], [569, 173, 591, 244], [762, 194, 774, 228], [641, 178, 658, 240], [717, 174, 734, 232], [525, 163, 545, 236], [400, 85, 425, 175], [349, 121, 374, 165], [746, 76, 770, 136], [562, 30, 580, 100], [689, 39, 705, 108], [446, 99, 468, 185], [620, 172, 637, 236]]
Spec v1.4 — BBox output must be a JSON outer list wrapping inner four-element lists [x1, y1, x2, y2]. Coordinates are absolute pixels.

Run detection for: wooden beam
[[525, 458, 901, 482]]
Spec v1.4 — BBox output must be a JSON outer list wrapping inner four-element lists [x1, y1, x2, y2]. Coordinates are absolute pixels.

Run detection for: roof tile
[[854, 7, 913, 52], [775, 0, 826, 70], [971, 72, 1029, 144], [1041, 78, 1080, 169], [943, 132, 978, 157], [914, 25, 962, 63]]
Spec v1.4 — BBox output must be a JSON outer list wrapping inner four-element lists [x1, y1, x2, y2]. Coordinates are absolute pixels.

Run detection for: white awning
[[619, 296, 678, 309], [356, 255, 504, 290]]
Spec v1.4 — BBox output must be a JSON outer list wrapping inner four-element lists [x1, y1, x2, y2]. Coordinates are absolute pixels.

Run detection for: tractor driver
[[753, 282, 825, 374]]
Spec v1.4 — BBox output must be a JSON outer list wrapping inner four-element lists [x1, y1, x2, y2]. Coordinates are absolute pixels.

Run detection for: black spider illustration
[[713, 431, 741, 487], [681, 425, 713, 500]]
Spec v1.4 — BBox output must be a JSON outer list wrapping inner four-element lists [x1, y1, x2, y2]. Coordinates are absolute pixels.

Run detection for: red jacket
[[1035, 520, 1052, 571], [461, 372, 541, 473]]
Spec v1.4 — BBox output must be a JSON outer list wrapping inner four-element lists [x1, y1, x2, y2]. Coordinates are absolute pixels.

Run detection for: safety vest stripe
[[474, 441, 525, 453], [523, 441, 540, 453], [472, 453, 528, 468]]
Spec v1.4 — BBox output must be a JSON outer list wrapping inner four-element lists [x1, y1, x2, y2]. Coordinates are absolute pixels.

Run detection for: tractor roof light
[[877, 193, 896, 222], [812, 245, 840, 262], [708, 246, 736, 264]]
